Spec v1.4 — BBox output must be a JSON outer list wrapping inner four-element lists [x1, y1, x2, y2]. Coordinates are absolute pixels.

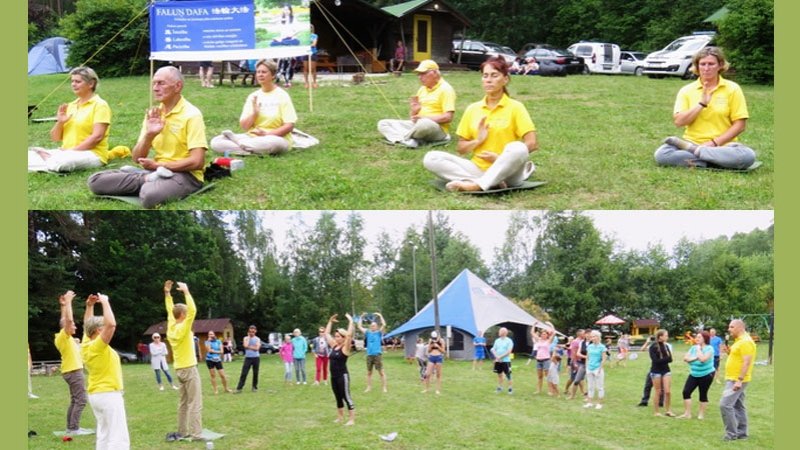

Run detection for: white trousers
[[210, 131, 289, 156], [88, 391, 130, 450], [423, 141, 534, 191], [587, 368, 605, 400], [28, 148, 102, 172], [377, 118, 448, 143]]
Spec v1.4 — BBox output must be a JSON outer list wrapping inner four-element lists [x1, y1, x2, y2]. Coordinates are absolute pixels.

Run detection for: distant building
[[143, 318, 235, 363]]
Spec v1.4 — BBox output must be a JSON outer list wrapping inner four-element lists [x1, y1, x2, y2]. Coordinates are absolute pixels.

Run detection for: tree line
[[28, 210, 772, 360]]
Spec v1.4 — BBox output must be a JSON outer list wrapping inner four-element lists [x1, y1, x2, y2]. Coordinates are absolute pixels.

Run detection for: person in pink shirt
[[531, 328, 554, 394], [279, 334, 294, 384]]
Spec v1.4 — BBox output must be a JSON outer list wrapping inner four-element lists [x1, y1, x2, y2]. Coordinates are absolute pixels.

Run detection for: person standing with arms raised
[[54, 290, 92, 436], [164, 280, 203, 441]]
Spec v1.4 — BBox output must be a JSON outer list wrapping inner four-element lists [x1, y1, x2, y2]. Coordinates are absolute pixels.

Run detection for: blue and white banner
[[150, 0, 311, 61]]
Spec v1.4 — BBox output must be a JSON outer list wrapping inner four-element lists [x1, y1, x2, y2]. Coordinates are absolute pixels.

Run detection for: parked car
[[451, 40, 515, 69], [620, 51, 647, 76], [522, 48, 585, 75], [517, 42, 554, 57], [114, 349, 138, 363], [643, 32, 715, 79], [567, 42, 621, 74]]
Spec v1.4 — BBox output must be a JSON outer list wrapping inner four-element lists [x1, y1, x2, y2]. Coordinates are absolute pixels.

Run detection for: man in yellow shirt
[[81, 293, 129, 450], [88, 66, 208, 208], [720, 319, 756, 441], [54, 290, 92, 436], [164, 280, 203, 441], [377, 60, 456, 148]]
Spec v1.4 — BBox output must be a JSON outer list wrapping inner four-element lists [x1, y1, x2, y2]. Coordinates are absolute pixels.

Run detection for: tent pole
[[307, 54, 313, 112], [428, 211, 440, 336]]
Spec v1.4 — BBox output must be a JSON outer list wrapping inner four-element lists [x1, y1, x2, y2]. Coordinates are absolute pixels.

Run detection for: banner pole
[[149, 59, 154, 108], [308, 54, 313, 113]]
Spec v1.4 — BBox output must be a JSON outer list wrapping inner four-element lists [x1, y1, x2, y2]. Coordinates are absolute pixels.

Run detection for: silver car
[[620, 51, 647, 76]]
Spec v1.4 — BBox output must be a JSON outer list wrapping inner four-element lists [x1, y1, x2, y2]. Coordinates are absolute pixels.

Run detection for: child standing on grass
[[280, 335, 294, 384], [547, 353, 561, 396]]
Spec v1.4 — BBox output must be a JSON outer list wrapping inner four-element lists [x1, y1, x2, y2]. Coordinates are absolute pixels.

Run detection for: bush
[[717, 0, 774, 84], [60, 0, 150, 77]]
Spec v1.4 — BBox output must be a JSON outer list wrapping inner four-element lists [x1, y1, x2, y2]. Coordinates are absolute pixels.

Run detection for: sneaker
[[722, 435, 737, 441], [172, 385, 179, 390], [636, 402, 648, 407], [234, 390, 242, 394], [583, 403, 594, 408], [303, 381, 307, 385], [314, 381, 320, 386], [159, 385, 164, 391], [296, 382, 301, 385], [435, 390, 441, 395], [252, 387, 258, 392], [75, 428, 95, 436], [595, 404, 603, 410], [508, 388, 513, 395], [496, 387, 502, 393]]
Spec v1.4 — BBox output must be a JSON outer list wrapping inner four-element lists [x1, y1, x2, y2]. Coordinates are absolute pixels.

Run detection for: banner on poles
[[150, 0, 311, 61]]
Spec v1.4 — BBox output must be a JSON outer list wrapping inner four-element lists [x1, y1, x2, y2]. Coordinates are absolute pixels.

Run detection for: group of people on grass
[[28, 46, 757, 205], [48, 282, 757, 448]]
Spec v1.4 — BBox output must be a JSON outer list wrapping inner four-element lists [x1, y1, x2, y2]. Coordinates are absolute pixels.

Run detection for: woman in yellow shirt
[[28, 66, 111, 172], [423, 56, 538, 191], [81, 293, 129, 450], [655, 47, 756, 169], [210, 59, 297, 156]]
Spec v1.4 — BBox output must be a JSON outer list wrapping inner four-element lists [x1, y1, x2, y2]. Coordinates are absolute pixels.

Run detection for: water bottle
[[206, 441, 214, 450], [230, 159, 245, 171]]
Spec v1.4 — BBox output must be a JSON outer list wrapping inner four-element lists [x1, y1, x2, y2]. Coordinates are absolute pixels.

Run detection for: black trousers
[[236, 356, 260, 390], [641, 371, 664, 406]]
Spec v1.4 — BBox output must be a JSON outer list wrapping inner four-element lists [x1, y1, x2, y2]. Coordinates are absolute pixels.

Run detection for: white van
[[643, 32, 715, 79], [567, 42, 621, 74]]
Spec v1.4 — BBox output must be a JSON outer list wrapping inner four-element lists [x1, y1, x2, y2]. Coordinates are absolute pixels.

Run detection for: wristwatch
[[737, 376, 744, 381]]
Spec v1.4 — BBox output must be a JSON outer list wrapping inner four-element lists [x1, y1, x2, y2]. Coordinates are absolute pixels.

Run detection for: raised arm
[[83, 294, 98, 332], [96, 294, 117, 344], [343, 313, 355, 356], [59, 290, 76, 332], [324, 314, 338, 348], [176, 282, 197, 322], [375, 312, 386, 332]]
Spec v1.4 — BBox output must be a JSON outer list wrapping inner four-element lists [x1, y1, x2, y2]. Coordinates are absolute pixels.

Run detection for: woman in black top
[[324, 313, 355, 426], [649, 329, 675, 417]]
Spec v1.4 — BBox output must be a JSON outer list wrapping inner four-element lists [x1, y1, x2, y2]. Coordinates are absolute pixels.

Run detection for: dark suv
[[451, 40, 515, 70]]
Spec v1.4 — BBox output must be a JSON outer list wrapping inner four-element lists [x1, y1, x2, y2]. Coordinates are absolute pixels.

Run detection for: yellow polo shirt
[[724, 333, 756, 382], [240, 87, 298, 146], [60, 94, 111, 163], [166, 292, 198, 370], [674, 76, 749, 144], [54, 329, 83, 373], [456, 94, 536, 171], [140, 96, 208, 182], [81, 335, 123, 393], [416, 79, 457, 133]]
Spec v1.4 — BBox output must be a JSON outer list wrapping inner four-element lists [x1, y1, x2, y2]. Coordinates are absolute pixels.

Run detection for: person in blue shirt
[[490, 327, 514, 394], [709, 328, 724, 384], [235, 325, 261, 393], [204, 331, 232, 394], [358, 312, 387, 393], [291, 329, 309, 384], [472, 330, 487, 370], [303, 24, 319, 88], [583, 330, 607, 410], [678, 331, 715, 419]]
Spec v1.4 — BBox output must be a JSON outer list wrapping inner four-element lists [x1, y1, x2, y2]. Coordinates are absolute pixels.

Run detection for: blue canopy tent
[[28, 37, 71, 76], [386, 269, 551, 360]]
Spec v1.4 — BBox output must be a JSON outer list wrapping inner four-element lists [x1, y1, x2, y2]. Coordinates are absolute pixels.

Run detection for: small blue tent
[[386, 269, 551, 360], [28, 37, 71, 76]]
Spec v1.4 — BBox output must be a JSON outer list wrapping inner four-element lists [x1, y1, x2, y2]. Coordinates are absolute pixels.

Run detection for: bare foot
[[344, 420, 355, 426], [445, 180, 481, 192]]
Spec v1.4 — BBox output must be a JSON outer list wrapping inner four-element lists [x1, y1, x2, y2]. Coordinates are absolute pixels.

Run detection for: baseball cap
[[415, 60, 439, 72]]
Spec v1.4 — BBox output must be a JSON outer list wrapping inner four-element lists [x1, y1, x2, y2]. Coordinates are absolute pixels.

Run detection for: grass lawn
[[27, 72, 773, 210], [27, 346, 773, 449]]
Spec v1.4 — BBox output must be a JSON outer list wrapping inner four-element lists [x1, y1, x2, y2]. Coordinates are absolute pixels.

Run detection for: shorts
[[650, 371, 671, 380], [428, 354, 443, 364], [206, 360, 223, 370], [199, 61, 213, 68], [474, 348, 486, 360], [572, 364, 586, 383], [366, 354, 383, 371], [713, 356, 720, 370], [493, 361, 512, 377], [536, 359, 551, 371]]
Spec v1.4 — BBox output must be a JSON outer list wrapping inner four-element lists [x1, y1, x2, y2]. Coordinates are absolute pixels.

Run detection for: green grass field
[[27, 346, 774, 449], [27, 72, 773, 210]]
